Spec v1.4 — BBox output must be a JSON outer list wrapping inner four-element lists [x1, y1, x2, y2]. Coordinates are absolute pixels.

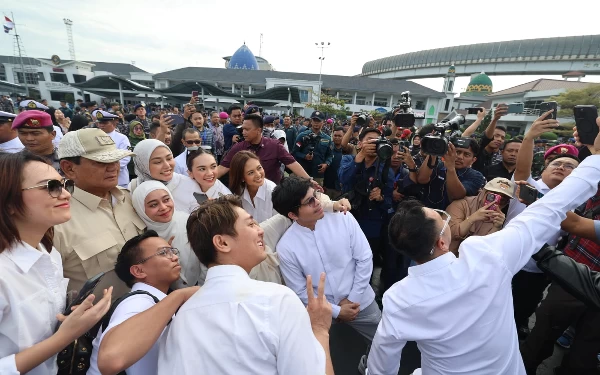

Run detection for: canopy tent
[[70, 75, 154, 104]]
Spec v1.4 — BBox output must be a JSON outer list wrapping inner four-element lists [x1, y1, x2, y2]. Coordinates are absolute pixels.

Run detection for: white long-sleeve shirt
[[174, 149, 188, 175], [242, 179, 278, 223], [106, 130, 131, 187], [367, 155, 600, 375], [277, 211, 375, 318], [0, 242, 68, 375], [157, 265, 326, 375]]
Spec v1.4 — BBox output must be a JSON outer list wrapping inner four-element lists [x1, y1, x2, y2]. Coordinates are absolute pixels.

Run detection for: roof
[[487, 79, 599, 97], [362, 34, 600, 75], [0, 79, 25, 92], [70, 75, 153, 96], [0, 55, 148, 75], [227, 45, 259, 70], [154, 67, 445, 98]]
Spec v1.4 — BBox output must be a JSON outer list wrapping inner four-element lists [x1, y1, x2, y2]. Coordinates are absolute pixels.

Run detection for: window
[[374, 97, 388, 107], [50, 73, 69, 83], [37, 72, 45, 81], [415, 100, 425, 110], [73, 74, 87, 83], [444, 99, 451, 111], [355, 95, 366, 105], [15, 72, 39, 85], [447, 80, 454, 92], [49, 91, 70, 101], [299, 90, 309, 103], [339, 93, 353, 104]]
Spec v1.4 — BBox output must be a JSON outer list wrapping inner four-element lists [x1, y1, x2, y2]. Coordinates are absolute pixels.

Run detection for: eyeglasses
[[548, 161, 577, 170], [295, 190, 320, 209], [430, 209, 451, 255], [185, 139, 202, 145], [22, 178, 75, 198], [135, 247, 179, 265]]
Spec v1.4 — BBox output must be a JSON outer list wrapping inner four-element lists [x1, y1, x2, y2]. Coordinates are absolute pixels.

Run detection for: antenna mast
[[259, 33, 263, 57], [63, 18, 76, 60]]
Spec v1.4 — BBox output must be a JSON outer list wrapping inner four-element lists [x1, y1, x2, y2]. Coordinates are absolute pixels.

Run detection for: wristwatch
[[408, 167, 418, 172]]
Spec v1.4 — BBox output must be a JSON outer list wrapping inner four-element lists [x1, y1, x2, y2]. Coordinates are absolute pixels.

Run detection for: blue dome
[[228, 44, 259, 70]]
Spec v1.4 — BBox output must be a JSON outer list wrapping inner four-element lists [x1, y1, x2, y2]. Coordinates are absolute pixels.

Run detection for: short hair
[[149, 122, 160, 135], [114, 230, 159, 288], [359, 128, 381, 141], [466, 139, 480, 155], [228, 151, 260, 195], [272, 176, 313, 219], [227, 105, 242, 115], [244, 114, 263, 129], [333, 126, 344, 133], [124, 114, 137, 122], [495, 125, 507, 133], [388, 200, 439, 263], [417, 123, 436, 138], [502, 139, 522, 150], [186, 148, 216, 171], [182, 128, 200, 140], [284, 115, 291, 118], [187, 195, 243, 267]]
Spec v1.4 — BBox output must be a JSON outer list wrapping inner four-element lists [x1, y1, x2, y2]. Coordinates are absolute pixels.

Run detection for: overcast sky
[[2, 0, 600, 93]]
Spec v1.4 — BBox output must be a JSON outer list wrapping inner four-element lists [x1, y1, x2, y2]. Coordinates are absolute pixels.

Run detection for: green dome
[[463, 72, 493, 96]]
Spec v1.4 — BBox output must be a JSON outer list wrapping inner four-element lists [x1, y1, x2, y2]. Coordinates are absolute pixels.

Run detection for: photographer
[[341, 113, 375, 151], [462, 104, 508, 174], [339, 128, 394, 265], [293, 111, 333, 186]]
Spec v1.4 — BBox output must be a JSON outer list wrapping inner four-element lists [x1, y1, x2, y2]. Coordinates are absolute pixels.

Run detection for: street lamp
[[315, 42, 330, 104]]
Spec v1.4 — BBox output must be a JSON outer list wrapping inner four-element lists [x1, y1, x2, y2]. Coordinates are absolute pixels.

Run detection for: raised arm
[[514, 110, 558, 181], [484, 103, 507, 140], [560, 212, 599, 242], [461, 108, 486, 138]]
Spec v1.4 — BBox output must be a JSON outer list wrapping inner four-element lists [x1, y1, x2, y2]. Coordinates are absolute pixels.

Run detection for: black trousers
[[520, 283, 600, 374], [512, 270, 550, 329]]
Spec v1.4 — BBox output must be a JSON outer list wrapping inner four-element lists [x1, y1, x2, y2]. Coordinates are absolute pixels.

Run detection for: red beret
[[12, 111, 53, 130], [543, 144, 579, 160]]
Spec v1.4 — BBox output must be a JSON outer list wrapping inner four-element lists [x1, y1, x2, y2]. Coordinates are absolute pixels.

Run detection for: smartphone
[[484, 192, 502, 211], [539, 101, 557, 120], [192, 91, 199, 98], [519, 185, 539, 206], [63, 272, 105, 316], [166, 114, 184, 126], [193, 192, 209, 205], [574, 105, 598, 145], [507, 103, 524, 114], [467, 107, 483, 115]]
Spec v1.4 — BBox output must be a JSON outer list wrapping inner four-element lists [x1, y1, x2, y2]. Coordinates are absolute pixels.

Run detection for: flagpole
[[11, 12, 29, 96]]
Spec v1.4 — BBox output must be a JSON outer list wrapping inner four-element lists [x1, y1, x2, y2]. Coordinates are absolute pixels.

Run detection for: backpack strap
[[95, 290, 160, 337]]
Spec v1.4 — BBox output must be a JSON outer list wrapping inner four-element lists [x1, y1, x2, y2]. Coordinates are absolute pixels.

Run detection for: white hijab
[[132, 180, 206, 288], [129, 139, 202, 213]]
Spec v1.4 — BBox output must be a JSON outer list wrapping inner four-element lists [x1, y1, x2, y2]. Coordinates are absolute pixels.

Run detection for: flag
[[4, 16, 14, 34]]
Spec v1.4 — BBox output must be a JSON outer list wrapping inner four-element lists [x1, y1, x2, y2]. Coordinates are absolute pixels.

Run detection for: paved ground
[[328, 267, 567, 374]]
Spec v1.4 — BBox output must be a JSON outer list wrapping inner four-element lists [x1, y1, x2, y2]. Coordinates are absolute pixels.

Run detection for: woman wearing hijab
[[129, 139, 202, 213], [132, 180, 206, 288], [127, 120, 146, 179]]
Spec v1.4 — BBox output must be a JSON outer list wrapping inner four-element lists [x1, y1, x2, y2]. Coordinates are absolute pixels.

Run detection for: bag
[[56, 290, 160, 375]]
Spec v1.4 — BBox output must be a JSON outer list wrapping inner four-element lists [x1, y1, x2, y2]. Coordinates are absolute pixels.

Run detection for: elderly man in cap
[[19, 99, 64, 146], [0, 110, 21, 152], [54, 128, 145, 301], [94, 109, 132, 187], [134, 103, 150, 136], [13, 110, 62, 174]]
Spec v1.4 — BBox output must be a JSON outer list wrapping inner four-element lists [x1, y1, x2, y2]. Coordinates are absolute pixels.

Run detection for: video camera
[[301, 132, 319, 153], [393, 91, 416, 128], [421, 111, 466, 156]]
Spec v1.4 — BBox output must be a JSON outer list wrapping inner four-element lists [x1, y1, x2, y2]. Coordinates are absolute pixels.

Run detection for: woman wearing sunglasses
[[0, 151, 112, 375], [129, 139, 202, 213], [132, 180, 206, 288], [229, 151, 278, 223]]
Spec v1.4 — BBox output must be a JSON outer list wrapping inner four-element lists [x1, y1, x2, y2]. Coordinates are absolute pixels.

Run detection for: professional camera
[[299, 132, 319, 153], [356, 111, 372, 127], [374, 136, 393, 160], [421, 111, 466, 156], [393, 91, 416, 127]]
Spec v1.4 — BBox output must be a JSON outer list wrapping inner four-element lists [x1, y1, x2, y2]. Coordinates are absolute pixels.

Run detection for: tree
[[540, 132, 558, 141], [550, 84, 600, 118], [306, 92, 349, 118]]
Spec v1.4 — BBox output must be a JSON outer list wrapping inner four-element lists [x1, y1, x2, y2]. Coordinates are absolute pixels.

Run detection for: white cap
[[19, 99, 48, 110]]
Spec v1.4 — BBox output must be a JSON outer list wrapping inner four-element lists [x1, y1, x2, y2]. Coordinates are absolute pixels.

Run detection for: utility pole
[[315, 42, 330, 104], [11, 12, 29, 96], [63, 18, 76, 60]]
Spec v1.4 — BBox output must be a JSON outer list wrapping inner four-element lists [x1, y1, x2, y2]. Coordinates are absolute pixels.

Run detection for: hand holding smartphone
[[574, 105, 598, 145], [518, 184, 540, 206], [63, 272, 105, 316]]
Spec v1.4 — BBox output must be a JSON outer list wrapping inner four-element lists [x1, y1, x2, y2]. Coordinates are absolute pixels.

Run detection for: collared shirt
[[242, 178, 277, 223], [174, 149, 190, 175], [221, 137, 297, 183], [0, 137, 24, 153], [223, 123, 238, 151], [0, 242, 68, 375], [419, 162, 486, 210], [88, 283, 167, 375], [367, 155, 600, 375], [195, 179, 232, 200], [106, 130, 132, 187], [277, 212, 375, 318], [52, 126, 63, 148], [54, 187, 146, 301], [564, 186, 600, 271], [41, 149, 62, 176], [157, 265, 326, 375], [212, 123, 224, 156]]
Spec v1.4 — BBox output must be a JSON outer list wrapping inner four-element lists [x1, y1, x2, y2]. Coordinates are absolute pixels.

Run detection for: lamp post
[[315, 42, 330, 104]]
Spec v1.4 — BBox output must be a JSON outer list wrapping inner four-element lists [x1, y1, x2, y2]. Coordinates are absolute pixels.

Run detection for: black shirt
[[472, 135, 502, 174], [483, 162, 513, 182]]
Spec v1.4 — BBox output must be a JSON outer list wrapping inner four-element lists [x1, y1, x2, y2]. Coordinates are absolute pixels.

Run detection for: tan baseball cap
[[58, 128, 135, 163], [484, 178, 516, 198]]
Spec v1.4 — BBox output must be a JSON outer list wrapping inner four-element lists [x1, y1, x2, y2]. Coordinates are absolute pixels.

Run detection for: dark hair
[[149, 122, 160, 135], [0, 151, 55, 252], [333, 126, 344, 133], [495, 125, 507, 133], [114, 230, 159, 288], [187, 195, 243, 267], [186, 148, 216, 172], [228, 151, 261, 195], [124, 114, 137, 122], [70, 115, 89, 131], [227, 105, 242, 115], [417, 123, 436, 138], [244, 114, 263, 129], [182, 128, 200, 140], [151, 114, 160, 121], [272, 176, 312, 219], [359, 128, 381, 141], [466, 139, 480, 155], [388, 200, 438, 263], [45, 107, 58, 125], [502, 139, 522, 150]]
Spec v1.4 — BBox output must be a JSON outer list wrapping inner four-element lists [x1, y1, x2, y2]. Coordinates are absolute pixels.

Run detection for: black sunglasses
[[22, 178, 75, 198], [185, 140, 202, 145]]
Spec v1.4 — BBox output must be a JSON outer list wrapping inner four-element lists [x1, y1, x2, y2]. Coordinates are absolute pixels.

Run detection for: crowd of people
[[0, 94, 599, 375]]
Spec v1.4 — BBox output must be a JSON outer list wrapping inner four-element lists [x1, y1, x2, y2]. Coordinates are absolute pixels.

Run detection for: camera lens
[[377, 142, 393, 160]]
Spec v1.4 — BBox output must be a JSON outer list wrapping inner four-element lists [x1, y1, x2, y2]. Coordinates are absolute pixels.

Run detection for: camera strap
[[427, 155, 438, 170]]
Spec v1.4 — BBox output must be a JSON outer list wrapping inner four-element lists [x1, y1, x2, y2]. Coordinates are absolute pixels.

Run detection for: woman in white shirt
[[129, 139, 202, 213], [0, 151, 112, 375], [132, 180, 206, 287], [186, 149, 232, 199], [228, 150, 278, 223]]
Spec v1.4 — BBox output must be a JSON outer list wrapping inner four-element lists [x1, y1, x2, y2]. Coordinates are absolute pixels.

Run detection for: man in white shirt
[[0, 111, 22, 153], [365, 122, 600, 374], [174, 128, 201, 175], [93, 109, 132, 187], [273, 176, 381, 341], [157, 195, 335, 375], [89, 230, 183, 375]]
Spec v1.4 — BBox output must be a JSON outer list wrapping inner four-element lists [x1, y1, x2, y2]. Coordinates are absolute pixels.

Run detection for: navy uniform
[[133, 103, 150, 136], [93, 110, 132, 187], [12, 110, 62, 175], [292, 110, 333, 183], [0, 110, 22, 153], [262, 115, 276, 139]]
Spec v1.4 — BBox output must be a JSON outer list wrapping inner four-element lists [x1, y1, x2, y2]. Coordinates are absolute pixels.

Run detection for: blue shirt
[[292, 130, 333, 178], [223, 123, 238, 151], [420, 162, 486, 210], [324, 146, 343, 190]]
